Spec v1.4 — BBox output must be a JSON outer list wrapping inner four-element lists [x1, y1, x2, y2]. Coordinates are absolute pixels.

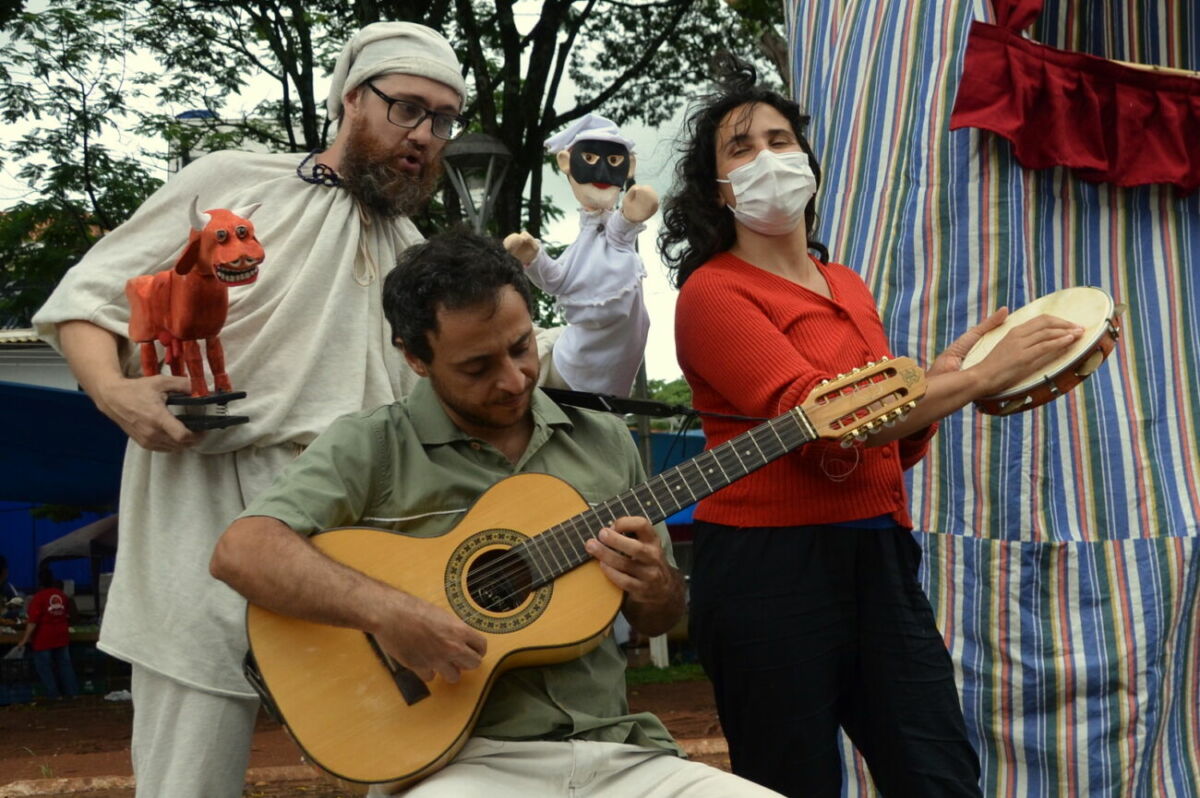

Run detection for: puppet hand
[[620, 185, 659, 224], [503, 231, 541, 266]]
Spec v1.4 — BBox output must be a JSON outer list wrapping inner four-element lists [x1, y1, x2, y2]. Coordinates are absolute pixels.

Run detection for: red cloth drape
[[993, 0, 1043, 31], [949, 1, 1200, 192]]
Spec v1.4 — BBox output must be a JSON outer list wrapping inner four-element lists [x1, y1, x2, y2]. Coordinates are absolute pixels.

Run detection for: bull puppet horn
[[188, 196, 210, 230], [233, 202, 262, 220]]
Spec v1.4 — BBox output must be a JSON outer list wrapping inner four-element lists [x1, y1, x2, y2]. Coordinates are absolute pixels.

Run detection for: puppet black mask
[[568, 140, 631, 188]]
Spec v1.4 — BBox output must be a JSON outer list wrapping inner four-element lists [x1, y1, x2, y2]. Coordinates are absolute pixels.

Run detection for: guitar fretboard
[[518, 406, 818, 587]]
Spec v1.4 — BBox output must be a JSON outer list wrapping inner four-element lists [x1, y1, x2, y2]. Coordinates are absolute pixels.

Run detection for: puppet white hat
[[326, 22, 468, 119], [544, 113, 636, 154]]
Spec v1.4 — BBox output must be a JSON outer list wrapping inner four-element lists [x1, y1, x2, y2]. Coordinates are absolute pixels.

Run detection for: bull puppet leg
[[139, 342, 160, 378], [160, 334, 185, 377], [205, 336, 233, 394], [180, 339, 209, 397]]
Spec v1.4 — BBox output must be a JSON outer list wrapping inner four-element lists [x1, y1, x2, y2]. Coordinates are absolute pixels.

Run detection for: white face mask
[[717, 149, 817, 236]]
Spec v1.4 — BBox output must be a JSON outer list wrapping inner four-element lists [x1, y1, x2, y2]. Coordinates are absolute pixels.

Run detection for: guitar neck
[[520, 407, 817, 586]]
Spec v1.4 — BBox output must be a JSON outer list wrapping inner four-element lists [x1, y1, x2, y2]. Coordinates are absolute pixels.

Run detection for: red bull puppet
[[125, 197, 263, 426], [504, 114, 654, 395]]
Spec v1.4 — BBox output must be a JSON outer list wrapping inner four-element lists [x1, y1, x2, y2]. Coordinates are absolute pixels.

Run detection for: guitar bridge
[[366, 634, 431, 705]]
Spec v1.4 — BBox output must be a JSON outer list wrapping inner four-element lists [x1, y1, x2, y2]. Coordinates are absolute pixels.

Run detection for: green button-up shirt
[[242, 380, 680, 755]]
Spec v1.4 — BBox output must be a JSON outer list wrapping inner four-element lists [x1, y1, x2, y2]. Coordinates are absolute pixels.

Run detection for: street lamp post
[[442, 133, 512, 234]]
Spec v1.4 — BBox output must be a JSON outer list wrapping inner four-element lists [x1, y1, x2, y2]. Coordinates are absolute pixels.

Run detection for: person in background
[[657, 55, 1082, 797], [15, 566, 79, 701], [0, 555, 24, 625]]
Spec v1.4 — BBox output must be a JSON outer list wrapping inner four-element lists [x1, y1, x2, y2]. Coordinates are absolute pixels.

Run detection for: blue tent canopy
[[0, 381, 125, 506]]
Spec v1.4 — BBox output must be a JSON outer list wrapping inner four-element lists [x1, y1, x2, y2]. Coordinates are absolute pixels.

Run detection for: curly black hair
[[657, 54, 828, 288], [383, 229, 535, 363]]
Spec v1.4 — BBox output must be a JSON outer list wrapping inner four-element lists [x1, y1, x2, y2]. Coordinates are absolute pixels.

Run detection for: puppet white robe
[[525, 208, 651, 396]]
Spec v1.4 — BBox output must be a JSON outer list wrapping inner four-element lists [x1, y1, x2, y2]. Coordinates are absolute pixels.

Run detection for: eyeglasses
[[363, 82, 468, 140]]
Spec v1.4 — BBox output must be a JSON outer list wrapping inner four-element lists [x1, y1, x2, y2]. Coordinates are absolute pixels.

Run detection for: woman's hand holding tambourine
[[930, 308, 1083, 398]]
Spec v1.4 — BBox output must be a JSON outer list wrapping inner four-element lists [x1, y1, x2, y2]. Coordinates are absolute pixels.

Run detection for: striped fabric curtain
[[786, 1, 1200, 795]]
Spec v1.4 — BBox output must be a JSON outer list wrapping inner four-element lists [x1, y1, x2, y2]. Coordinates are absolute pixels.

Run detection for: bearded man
[[32, 22, 648, 798]]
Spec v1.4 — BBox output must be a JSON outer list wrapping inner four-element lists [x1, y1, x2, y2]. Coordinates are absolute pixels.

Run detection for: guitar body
[[246, 472, 623, 790]]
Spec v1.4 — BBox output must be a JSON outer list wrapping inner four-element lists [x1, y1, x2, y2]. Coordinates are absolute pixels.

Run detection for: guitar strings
[[449, 425, 805, 608], [453, 380, 905, 606], [454, 433, 790, 598]]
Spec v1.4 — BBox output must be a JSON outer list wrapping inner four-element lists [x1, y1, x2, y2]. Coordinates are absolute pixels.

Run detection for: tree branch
[[454, 0, 497, 131], [556, 0, 695, 128], [540, 0, 595, 137]]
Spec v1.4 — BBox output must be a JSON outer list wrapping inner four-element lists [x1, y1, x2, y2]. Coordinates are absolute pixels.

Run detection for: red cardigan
[[675, 252, 935, 529]]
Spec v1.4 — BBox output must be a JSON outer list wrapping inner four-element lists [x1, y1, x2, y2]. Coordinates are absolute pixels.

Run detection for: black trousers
[[688, 521, 981, 798]]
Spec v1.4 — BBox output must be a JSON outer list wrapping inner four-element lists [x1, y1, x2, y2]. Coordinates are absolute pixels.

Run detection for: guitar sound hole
[[466, 549, 533, 612]]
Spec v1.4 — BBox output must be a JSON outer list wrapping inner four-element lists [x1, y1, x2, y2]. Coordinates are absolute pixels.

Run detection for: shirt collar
[[407, 379, 575, 446]]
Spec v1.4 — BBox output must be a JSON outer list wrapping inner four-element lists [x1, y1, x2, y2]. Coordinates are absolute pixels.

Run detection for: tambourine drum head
[[960, 286, 1114, 398]]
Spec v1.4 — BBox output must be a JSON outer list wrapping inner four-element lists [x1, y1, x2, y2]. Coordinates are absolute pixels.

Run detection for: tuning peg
[[865, 360, 876, 368], [854, 429, 868, 442], [840, 435, 855, 449], [879, 355, 889, 362], [836, 373, 846, 380]]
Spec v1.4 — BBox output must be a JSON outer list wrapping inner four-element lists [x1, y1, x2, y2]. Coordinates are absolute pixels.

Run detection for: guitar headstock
[[798, 357, 927, 447]]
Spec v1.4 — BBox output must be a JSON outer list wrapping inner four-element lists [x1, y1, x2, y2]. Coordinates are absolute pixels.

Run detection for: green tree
[[724, 0, 788, 86], [646, 376, 692, 408], [643, 376, 693, 431], [0, 0, 163, 326], [0, 0, 26, 30]]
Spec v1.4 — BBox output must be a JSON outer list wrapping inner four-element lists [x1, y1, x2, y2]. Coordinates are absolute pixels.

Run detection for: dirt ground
[[0, 677, 725, 796]]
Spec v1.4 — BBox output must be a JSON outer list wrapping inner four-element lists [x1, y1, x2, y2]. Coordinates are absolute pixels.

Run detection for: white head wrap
[[543, 113, 636, 154], [326, 22, 468, 119]]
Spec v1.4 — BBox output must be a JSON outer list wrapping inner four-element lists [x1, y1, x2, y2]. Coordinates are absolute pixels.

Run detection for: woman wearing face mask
[[658, 57, 1082, 798]]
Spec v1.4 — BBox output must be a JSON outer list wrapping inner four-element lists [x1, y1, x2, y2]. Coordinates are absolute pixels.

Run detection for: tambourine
[[961, 286, 1124, 416]]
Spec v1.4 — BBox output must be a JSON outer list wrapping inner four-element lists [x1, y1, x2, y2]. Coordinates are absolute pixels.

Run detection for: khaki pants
[[374, 738, 784, 797]]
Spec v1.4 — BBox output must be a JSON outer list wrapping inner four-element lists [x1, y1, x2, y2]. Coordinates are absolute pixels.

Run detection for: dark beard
[[340, 123, 443, 219]]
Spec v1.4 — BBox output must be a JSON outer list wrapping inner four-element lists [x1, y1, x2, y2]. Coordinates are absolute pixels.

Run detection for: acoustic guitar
[[244, 357, 926, 793]]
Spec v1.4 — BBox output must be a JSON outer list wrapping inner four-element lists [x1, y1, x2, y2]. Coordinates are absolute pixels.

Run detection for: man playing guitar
[[209, 231, 781, 797]]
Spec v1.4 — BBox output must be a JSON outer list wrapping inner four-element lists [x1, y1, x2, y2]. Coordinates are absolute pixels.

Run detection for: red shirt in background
[[27, 587, 70, 651]]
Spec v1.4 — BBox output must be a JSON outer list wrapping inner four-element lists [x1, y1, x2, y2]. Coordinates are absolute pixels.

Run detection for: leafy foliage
[[0, 0, 163, 326], [646, 376, 693, 408]]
